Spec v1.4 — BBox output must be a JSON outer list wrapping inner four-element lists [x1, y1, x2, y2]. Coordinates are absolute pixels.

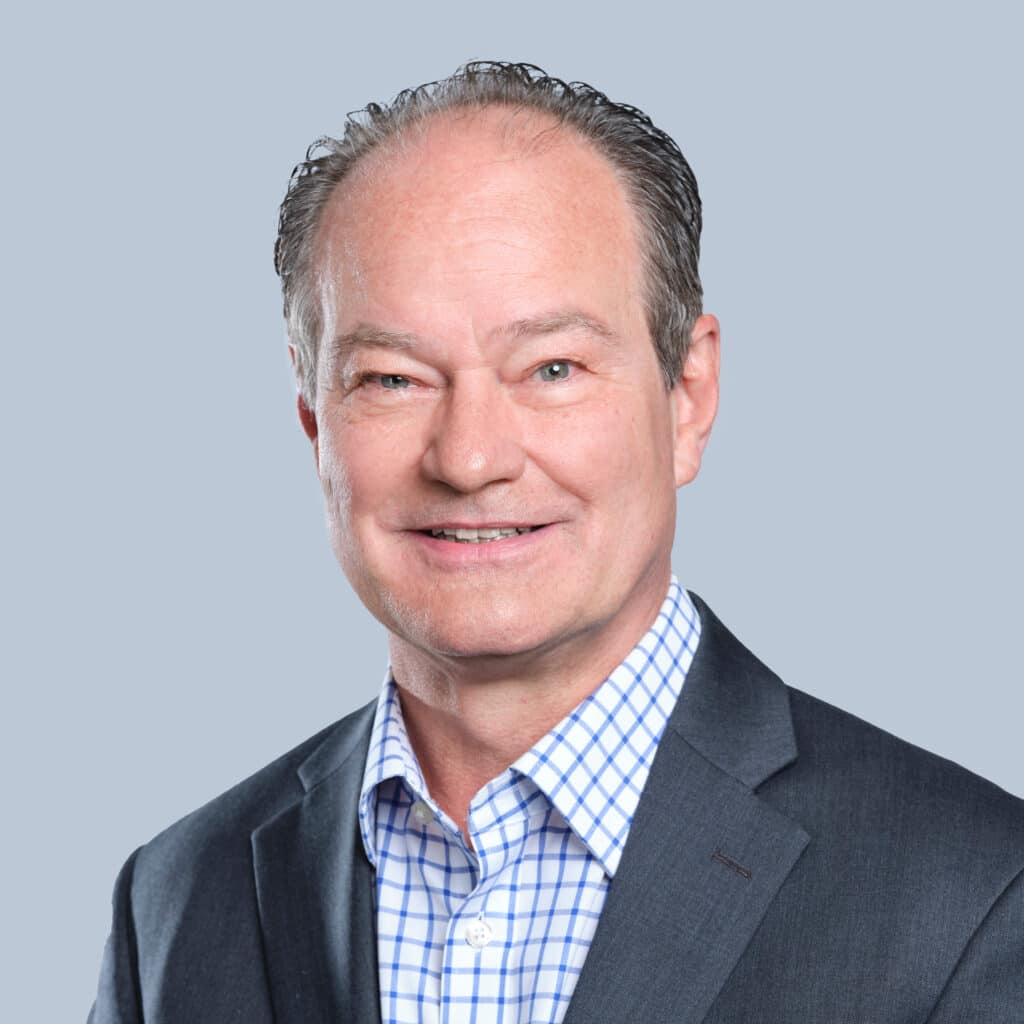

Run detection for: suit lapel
[[251, 702, 382, 1024], [563, 595, 811, 1024]]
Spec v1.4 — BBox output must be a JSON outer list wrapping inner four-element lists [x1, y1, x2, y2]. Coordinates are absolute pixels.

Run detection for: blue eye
[[379, 374, 411, 389], [536, 362, 572, 382]]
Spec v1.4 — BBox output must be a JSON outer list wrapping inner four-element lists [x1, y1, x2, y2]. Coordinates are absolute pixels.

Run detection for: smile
[[427, 526, 539, 543]]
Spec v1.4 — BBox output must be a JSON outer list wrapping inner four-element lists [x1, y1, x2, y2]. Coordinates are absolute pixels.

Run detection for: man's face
[[303, 110, 717, 668]]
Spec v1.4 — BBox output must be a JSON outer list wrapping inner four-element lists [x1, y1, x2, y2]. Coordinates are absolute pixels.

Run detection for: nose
[[420, 373, 526, 493]]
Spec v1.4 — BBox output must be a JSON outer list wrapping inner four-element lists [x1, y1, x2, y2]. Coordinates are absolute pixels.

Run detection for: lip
[[415, 521, 543, 531], [405, 523, 555, 565]]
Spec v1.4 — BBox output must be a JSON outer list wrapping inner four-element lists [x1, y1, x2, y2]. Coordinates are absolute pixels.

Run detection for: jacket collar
[[671, 592, 799, 789]]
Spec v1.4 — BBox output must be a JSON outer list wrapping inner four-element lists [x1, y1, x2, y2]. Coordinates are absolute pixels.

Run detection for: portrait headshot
[[3, 3, 1021, 1023]]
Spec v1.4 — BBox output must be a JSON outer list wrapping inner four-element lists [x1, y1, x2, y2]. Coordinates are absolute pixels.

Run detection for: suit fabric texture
[[89, 595, 1024, 1023]]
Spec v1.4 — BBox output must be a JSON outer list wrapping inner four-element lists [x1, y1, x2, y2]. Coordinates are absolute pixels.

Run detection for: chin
[[380, 585, 564, 661]]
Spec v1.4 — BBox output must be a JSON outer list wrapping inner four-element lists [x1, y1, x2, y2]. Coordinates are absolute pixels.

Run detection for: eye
[[535, 361, 573, 383], [372, 373, 412, 390]]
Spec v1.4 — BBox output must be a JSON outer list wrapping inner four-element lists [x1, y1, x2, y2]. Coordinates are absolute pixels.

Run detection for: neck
[[388, 574, 670, 841]]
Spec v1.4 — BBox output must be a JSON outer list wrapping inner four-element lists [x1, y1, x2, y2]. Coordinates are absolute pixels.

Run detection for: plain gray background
[[2, 1, 1020, 1019]]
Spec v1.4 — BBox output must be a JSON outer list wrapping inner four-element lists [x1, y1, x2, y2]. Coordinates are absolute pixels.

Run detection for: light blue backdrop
[[2, 2, 1020, 1019]]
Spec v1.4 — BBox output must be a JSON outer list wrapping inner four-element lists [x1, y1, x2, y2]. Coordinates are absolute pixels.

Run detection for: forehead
[[312, 108, 647, 338]]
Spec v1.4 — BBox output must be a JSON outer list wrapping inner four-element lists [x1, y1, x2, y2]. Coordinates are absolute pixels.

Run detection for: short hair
[[274, 60, 703, 404]]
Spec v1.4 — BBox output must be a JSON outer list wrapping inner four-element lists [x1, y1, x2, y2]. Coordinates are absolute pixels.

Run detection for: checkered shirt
[[358, 578, 701, 1024]]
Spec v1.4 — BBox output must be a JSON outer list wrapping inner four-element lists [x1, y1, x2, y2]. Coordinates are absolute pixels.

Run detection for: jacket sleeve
[[88, 848, 144, 1024], [926, 866, 1024, 1022]]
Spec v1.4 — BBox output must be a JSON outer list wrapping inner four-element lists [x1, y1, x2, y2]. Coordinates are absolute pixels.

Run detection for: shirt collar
[[358, 576, 701, 876], [512, 578, 700, 875], [358, 678, 423, 868]]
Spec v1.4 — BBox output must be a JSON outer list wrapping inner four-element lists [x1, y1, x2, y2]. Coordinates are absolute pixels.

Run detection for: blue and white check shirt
[[358, 578, 701, 1024]]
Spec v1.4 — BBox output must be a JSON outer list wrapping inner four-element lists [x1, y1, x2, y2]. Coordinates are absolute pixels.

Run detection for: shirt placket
[[438, 775, 531, 1024]]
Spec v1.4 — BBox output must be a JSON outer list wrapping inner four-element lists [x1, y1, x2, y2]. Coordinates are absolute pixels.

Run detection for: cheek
[[318, 412, 422, 522], [316, 425, 366, 519], [525, 405, 604, 499], [534, 391, 673, 499], [317, 445, 352, 524]]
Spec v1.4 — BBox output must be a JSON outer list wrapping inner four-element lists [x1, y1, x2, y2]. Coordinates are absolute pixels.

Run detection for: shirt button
[[411, 800, 435, 824], [464, 918, 493, 950]]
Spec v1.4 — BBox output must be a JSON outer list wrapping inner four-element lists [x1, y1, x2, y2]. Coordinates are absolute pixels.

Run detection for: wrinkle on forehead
[[328, 309, 619, 368]]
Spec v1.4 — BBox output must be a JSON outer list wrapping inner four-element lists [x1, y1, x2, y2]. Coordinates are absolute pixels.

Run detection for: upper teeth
[[430, 527, 535, 542]]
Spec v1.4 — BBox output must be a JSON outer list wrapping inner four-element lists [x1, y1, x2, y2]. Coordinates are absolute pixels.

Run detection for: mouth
[[420, 525, 542, 544]]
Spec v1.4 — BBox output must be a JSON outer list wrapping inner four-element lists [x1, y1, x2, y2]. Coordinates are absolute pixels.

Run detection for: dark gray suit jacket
[[90, 596, 1024, 1022]]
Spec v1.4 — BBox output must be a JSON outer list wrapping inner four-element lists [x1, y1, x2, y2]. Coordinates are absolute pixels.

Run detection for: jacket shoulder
[[776, 685, 1024, 894], [94, 700, 376, 1019], [132, 699, 375, 891]]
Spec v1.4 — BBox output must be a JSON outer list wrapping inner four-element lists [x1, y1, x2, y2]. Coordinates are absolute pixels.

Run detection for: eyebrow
[[329, 310, 618, 360], [330, 325, 418, 356], [495, 311, 618, 344]]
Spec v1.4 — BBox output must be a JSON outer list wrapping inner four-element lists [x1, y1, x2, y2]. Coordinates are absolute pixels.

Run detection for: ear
[[297, 394, 319, 446], [290, 344, 320, 465], [672, 314, 720, 487]]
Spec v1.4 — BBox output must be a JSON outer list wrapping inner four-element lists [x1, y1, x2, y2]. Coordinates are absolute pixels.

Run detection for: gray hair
[[274, 61, 703, 404]]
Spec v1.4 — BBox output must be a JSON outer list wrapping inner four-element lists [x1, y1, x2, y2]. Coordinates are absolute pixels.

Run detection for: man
[[90, 62, 1024, 1023]]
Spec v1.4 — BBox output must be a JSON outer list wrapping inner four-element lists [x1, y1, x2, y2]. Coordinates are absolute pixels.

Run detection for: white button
[[464, 918, 493, 949], [411, 800, 435, 824]]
